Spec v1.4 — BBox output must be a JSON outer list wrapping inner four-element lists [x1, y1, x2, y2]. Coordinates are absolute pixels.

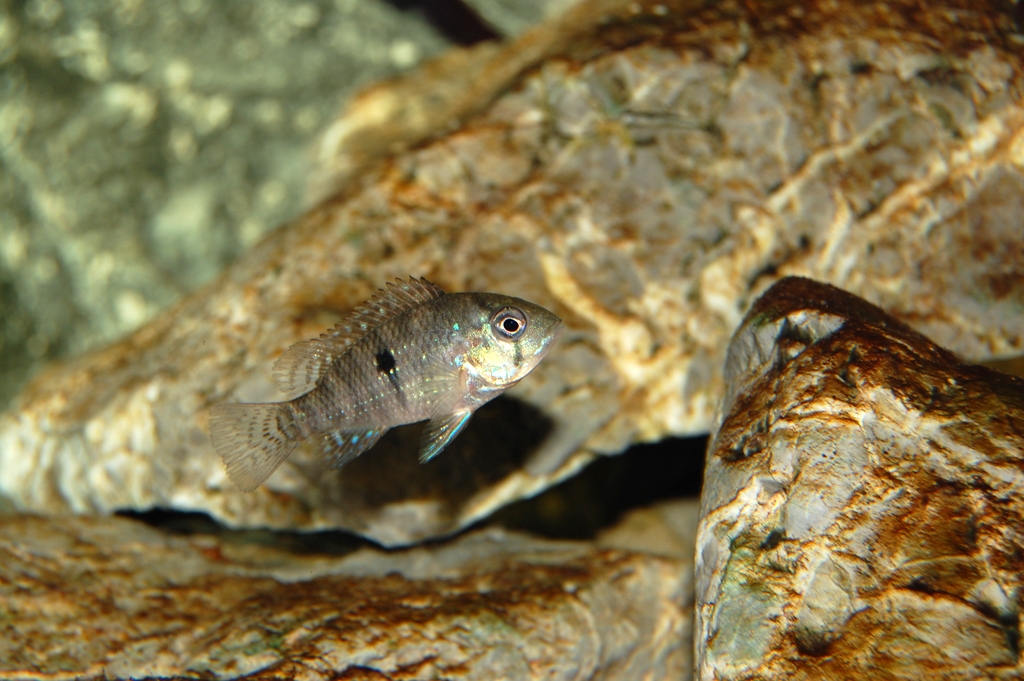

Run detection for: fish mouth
[[516, 318, 563, 376], [538, 318, 564, 356], [550, 319, 565, 342]]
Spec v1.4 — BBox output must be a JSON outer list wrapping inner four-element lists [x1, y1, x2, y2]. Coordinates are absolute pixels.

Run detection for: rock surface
[[695, 277, 1024, 680], [3, 0, 1024, 544], [462, 0, 583, 38], [0, 511, 691, 680]]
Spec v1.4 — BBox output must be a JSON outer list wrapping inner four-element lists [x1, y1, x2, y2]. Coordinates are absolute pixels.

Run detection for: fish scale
[[209, 277, 562, 492], [331, 312, 444, 425]]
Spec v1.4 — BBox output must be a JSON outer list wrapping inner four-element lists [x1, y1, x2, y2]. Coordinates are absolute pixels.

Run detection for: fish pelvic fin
[[272, 276, 446, 399], [208, 402, 303, 492], [419, 411, 473, 463], [315, 428, 387, 469]]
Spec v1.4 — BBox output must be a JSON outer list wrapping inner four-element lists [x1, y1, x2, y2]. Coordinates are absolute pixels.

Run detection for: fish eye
[[491, 307, 528, 340]]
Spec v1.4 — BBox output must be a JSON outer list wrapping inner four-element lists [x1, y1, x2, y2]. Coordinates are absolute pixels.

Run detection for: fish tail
[[208, 402, 303, 492]]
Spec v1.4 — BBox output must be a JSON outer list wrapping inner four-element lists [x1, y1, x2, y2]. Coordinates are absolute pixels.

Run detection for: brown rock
[[696, 277, 1024, 680], [0, 514, 690, 680], [598, 498, 700, 561], [2, 0, 1024, 543]]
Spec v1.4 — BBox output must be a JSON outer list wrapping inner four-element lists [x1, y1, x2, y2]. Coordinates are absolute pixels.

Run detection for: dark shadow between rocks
[[291, 395, 556, 532], [487, 434, 708, 539], [383, 0, 503, 44], [117, 508, 374, 555], [122, 429, 707, 549]]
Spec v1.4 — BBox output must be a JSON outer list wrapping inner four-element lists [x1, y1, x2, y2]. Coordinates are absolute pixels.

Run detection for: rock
[[695, 277, 1024, 680], [0, 512, 691, 680], [462, 0, 584, 38], [0, 0, 450, 409], [985, 354, 1024, 379], [598, 498, 700, 560], [3, 0, 1024, 544]]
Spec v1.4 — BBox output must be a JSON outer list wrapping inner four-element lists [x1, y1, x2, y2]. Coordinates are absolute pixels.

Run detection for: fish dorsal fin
[[347, 276, 446, 331], [272, 331, 353, 400], [273, 277, 445, 398]]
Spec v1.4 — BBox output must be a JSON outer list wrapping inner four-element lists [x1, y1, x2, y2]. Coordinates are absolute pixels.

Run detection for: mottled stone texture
[[2, 0, 1024, 543], [463, 0, 583, 37], [696, 277, 1024, 681], [0, 513, 690, 680], [0, 0, 449, 409]]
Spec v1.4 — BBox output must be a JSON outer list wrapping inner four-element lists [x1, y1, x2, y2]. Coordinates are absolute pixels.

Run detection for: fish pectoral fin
[[419, 411, 473, 463], [418, 356, 476, 412], [315, 428, 387, 469]]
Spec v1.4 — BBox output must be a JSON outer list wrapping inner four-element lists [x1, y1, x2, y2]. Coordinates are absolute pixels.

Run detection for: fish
[[208, 276, 563, 491]]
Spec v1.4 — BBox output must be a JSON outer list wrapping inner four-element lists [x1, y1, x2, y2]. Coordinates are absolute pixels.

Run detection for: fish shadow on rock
[[304, 395, 554, 521]]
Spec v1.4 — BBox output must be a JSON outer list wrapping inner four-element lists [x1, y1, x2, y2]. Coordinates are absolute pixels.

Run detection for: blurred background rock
[[461, 0, 580, 37], [0, 0, 580, 411]]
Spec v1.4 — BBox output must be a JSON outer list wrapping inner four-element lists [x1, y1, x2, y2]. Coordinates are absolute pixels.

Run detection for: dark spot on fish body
[[375, 349, 396, 374], [376, 347, 404, 399]]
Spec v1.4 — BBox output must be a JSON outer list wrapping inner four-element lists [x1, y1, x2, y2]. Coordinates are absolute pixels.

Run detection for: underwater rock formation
[[0, 512, 691, 680], [696, 277, 1024, 680], [0, 0, 451, 409], [2, 0, 1024, 543]]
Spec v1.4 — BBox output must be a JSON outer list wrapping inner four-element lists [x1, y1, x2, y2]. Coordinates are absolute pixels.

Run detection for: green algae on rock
[[0, 0, 451, 410]]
